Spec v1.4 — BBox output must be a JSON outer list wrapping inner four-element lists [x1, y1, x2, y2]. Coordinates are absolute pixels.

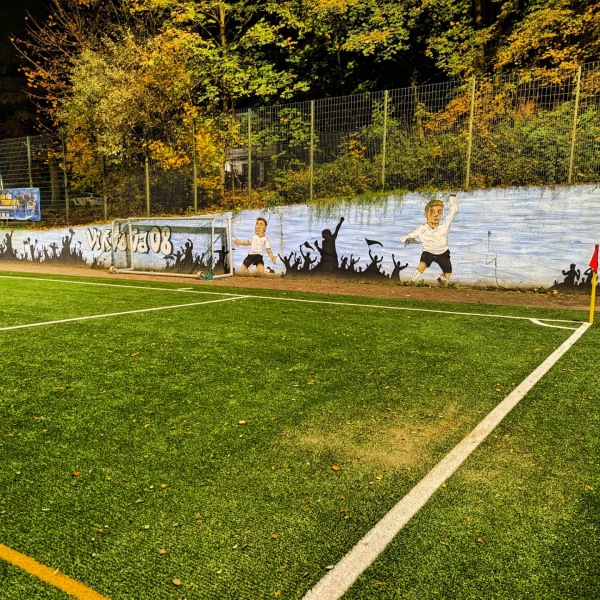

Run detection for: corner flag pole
[[590, 244, 599, 324]]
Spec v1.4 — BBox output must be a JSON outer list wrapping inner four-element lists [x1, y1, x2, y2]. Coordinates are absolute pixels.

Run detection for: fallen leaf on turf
[[161, 483, 168, 489], [586, 485, 594, 491], [159, 549, 167, 555], [274, 592, 282, 598], [130, 352, 139, 357], [143, 524, 150, 529], [476, 538, 485, 544], [72, 471, 81, 477], [238, 420, 247, 425], [331, 465, 341, 471], [172, 578, 181, 586]]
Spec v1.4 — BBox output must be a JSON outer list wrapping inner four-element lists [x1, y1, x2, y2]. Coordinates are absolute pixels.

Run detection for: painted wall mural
[[1, 184, 599, 291]]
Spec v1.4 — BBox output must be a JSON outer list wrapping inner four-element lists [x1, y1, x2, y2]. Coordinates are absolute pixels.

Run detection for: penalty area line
[[0, 543, 109, 599], [0, 296, 248, 332], [303, 321, 592, 600]]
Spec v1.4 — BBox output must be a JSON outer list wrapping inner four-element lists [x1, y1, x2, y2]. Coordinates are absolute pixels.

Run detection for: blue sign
[[0, 188, 41, 221]]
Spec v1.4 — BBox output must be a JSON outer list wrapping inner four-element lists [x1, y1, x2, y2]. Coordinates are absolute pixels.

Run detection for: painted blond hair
[[424, 199, 444, 214]]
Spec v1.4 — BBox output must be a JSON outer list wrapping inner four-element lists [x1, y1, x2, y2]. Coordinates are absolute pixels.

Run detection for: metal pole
[[26, 136, 33, 188], [568, 66, 582, 184], [61, 130, 69, 225], [310, 100, 315, 201], [381, 91, 388, 190], [192, 119, 198, 213], [247, 110, 252, 203], [465, 76, 476, 189], [102, 154, 107, 223], [144, 132, 151, 217]]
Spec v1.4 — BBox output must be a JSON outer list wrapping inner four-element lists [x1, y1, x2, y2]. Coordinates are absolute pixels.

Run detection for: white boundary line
[[303, 321, 592, 600], [0, 296, 248, 332], [0, 274, 583, 326], [249, 295, 582, 327]]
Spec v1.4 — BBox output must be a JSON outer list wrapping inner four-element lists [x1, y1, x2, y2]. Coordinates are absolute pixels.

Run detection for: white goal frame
[[110, 215, 233, 280]]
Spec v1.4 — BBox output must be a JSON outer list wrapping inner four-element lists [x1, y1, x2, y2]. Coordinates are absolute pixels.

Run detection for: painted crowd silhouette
[[164, 238, 229, 275], [549, 262, 599, 292], [0, 229, 98, 267], [278, 217, 408, 281]]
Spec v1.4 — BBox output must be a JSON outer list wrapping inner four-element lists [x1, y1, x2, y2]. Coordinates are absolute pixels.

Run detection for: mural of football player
[[400, 193, 458, 286], [234, 217, 277, 276]]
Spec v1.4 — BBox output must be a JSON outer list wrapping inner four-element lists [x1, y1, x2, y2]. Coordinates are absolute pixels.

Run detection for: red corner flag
[[591, 244, 599, 273]]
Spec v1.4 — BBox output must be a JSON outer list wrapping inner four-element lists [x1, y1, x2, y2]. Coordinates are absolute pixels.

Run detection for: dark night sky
[[0, 0, 50, 136]]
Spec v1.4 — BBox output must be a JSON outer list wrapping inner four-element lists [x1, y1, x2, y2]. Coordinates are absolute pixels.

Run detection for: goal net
[[110, 216, 233, 279]]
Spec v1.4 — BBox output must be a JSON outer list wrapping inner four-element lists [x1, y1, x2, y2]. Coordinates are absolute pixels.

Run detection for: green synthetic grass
[[0, 273, 598, 599]]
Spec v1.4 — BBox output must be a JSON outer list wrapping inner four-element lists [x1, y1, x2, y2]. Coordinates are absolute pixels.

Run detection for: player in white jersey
[[399, 193, 458, 286], [234, 217, 277, 276]]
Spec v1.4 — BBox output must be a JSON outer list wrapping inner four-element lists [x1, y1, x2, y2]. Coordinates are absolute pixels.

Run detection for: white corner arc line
[[303, 321, 592, 600], [529, 318, 579, 330], [0, 296, 248, 332]]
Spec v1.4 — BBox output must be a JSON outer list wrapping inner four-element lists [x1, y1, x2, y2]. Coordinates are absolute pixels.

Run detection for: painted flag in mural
[[365, 239, 383, 247], [590, 244, 599, 273]]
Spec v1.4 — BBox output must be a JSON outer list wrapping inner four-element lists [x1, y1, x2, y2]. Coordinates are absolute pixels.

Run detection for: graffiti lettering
[[85, 227, 112, 252], [127, 226, 173, 255]]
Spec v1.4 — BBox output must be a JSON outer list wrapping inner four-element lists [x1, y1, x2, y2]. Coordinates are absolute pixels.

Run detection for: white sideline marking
[[251, 294, 583, 325], [303, 321, 592, 600], [0, 296, 248, 332], [0, 274, 243, 297], [0, 274, 583, 325]]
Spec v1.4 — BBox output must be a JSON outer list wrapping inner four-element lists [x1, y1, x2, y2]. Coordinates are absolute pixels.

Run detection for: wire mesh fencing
[[1, 62, 599, 226]]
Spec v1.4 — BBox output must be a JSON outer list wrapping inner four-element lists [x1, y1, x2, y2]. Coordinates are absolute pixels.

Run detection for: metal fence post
[[192, 118, 198, 213], [310, 100, 315, 201], [26, 136, 33, 188], [247, 109, 252, 203], [144, 131, 151, 217], [465, 76, 477, 189], [102, 154, 108, 223], [61, 130, 69, 225], [381, 91, 388, 190], [568, 66, 582, 184]]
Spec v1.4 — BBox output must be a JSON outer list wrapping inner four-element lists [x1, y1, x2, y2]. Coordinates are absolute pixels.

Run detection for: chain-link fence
[[1, 62, 599, 226]]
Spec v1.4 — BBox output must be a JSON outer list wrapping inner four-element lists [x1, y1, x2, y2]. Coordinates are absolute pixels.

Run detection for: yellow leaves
[[172, 578, 181, 586], [347, 139, 366, 159], [159, 548, 167, 555], [147, 140, 191, 171], [331, 465, 341, 471]]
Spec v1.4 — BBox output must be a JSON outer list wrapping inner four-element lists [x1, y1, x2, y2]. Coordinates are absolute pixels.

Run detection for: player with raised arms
[[234, 217, 277, 276]]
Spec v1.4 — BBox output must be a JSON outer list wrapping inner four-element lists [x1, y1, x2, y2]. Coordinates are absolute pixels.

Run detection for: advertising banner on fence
[[0, 188, 41, 221]]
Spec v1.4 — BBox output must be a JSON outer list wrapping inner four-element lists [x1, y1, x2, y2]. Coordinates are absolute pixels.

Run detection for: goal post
[[110, 215, 233, 279]]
